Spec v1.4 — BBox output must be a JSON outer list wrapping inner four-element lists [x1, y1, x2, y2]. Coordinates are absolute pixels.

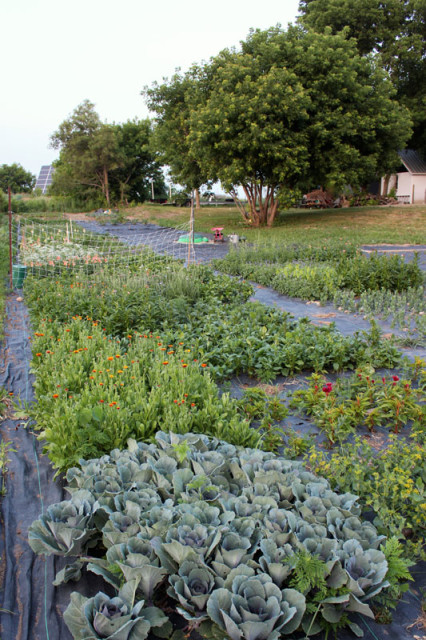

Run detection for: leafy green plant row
[[24, 262, 402, 383], [24, 263, 253, 330], [29, 431, 413, 640], [333, 286, 426, 340], [214, 246, 423, 300]]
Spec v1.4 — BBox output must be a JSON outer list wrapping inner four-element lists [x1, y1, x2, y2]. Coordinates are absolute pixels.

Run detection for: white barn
[[381, 150, 426, 204]]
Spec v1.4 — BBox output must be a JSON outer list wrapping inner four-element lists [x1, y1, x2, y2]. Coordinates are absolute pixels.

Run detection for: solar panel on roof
[[35, 165, 54, 194]]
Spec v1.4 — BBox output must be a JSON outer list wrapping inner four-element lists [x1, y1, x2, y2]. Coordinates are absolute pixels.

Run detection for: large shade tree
[[298, 0, 426, 156], [50, 101, 121, 207], [109, 119, 166, 204], [143, 69, 212, 207], [189, 26, 411, 225], [50, 101, 165, 207], [0, 163, 35, 194]]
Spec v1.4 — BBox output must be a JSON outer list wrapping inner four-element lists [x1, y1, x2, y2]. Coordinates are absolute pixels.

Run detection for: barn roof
[[399, 149, 426, 174]]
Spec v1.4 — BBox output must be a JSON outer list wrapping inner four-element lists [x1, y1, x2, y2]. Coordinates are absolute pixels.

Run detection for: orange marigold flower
[[52, 394, 59, 398], [191, 403, 196, 407], [184, 393, 188, 397], [182, 364, 188, 368], [99, 400, 104, 403], [99, 382, 104, 386], [107, 356, 114, 361], [87, 336, 93, 339], [35, 332, 44, 337], [167, 350, 174, 354], [36, 353, 42, 357], [115, 355, 120, 358], [201, 363, 207, 368], [117, 370, 123, 373], [162, 361, 169, 365]]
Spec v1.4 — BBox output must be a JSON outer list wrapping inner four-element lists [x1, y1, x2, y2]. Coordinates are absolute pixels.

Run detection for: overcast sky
[[1, 0, 300, 178]]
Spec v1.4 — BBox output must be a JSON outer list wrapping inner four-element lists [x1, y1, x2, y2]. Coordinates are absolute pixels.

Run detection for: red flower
[[392, 375, 399, 382]]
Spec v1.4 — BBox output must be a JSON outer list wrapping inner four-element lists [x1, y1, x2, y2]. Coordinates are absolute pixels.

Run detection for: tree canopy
[[146, 25, 411, 225], [143, 69, 211, 207], [298, 0, 426, 155], [0, 163, 35, 194], [50, 101, 165, 207]]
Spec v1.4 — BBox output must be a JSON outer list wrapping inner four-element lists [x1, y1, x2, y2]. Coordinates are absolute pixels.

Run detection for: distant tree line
[[48, 100, 167, 208], [5, 1, 424, 221]]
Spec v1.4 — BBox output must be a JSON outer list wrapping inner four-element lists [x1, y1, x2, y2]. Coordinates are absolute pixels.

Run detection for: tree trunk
[[195, 188, 201, 209], [103, 166, 110, 206], [382, 174, 390, 196]]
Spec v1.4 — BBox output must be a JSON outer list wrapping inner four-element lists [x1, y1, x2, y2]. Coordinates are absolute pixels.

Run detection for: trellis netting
[[10, 215, 200, 279]]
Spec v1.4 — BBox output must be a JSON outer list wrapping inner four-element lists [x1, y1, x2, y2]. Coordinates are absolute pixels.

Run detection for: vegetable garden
[[0, 216, 425, 640]]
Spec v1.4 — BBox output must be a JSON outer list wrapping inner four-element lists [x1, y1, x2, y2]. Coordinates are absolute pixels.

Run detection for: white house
[[381, 150, 426, 204]]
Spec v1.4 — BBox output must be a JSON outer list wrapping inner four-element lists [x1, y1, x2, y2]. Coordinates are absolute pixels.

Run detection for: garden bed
[[0, 222, 425, 640]]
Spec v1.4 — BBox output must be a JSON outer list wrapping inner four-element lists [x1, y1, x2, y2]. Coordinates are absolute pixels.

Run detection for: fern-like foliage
[[288, 550, 328, 598], [373, 537, 414, 615]]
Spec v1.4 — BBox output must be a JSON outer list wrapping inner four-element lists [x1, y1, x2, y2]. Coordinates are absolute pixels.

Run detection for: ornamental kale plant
[[29, 432, 400, 639]]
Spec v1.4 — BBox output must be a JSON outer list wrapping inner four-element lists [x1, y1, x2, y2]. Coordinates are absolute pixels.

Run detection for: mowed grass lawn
[[117, 202, 426, 245]]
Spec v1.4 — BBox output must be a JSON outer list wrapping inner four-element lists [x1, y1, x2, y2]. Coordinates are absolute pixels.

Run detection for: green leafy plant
[[29, 431, 398, 639]]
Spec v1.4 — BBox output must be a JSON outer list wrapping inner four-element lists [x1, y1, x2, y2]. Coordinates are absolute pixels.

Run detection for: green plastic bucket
[[12, 264, 27, 288]]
